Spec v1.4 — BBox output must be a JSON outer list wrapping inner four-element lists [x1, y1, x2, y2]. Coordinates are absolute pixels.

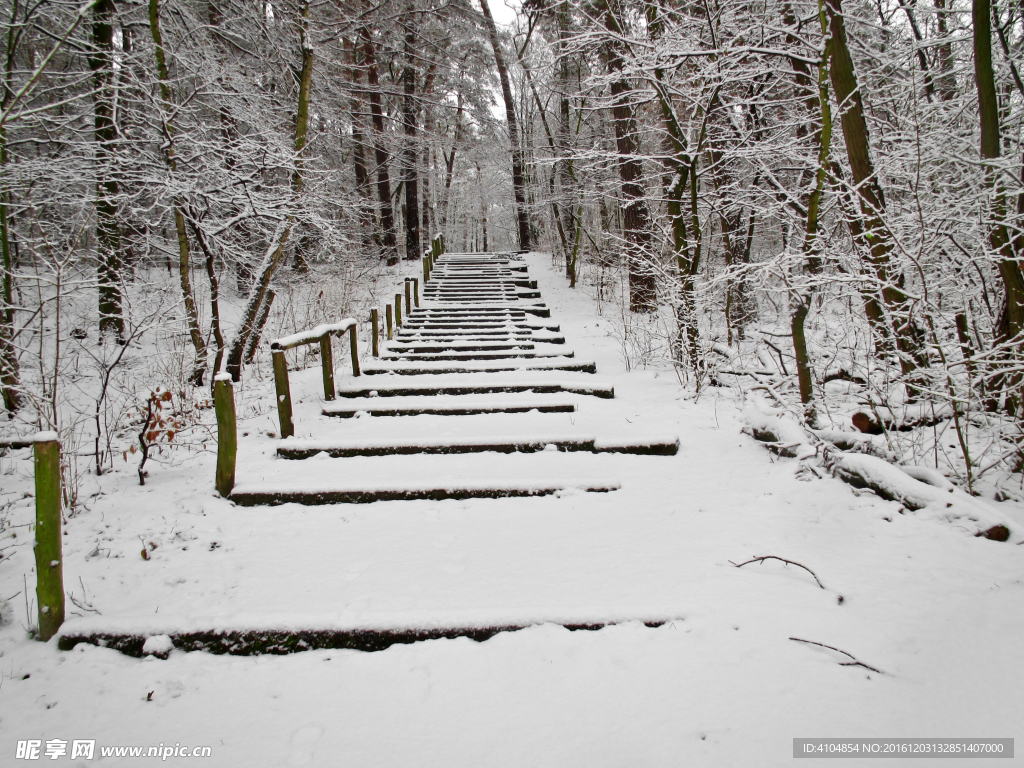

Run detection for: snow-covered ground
[[1, 253, 1022, 766]]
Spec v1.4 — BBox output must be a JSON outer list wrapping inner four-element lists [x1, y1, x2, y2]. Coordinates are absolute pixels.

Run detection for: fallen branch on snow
[[789, 637, 884, 674], [730, 556, 826, 590]]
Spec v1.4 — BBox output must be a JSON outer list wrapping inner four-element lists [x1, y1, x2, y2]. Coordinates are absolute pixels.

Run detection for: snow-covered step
[[380, 349, 573, 362], [386, 341, 537, 353], [276, 435, 679, 458], [228, 478, 620, 506], [321, 396, 577, 417], [420, 304, 551, 317], [57, 616, 666, 657], [361, 358, 597, 375], [335, 380, 614, 399]]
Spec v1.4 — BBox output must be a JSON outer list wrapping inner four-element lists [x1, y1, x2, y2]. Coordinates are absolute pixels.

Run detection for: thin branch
[[789, 637, 884, 674], [730, 555, 826, 589]]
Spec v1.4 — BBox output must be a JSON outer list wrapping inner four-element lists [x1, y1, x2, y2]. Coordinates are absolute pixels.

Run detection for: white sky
[[490, 0, 521, 28]]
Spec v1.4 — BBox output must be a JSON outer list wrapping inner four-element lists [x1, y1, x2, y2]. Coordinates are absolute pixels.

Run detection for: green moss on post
[[320, 335, 335, 400], [33, 433, 63, 642], [348, 324, 361, 377], [213, 375, 236, 497], [370, 309, 379, 357], [271, 348, 294, 438], [386, 304, 394, 341]]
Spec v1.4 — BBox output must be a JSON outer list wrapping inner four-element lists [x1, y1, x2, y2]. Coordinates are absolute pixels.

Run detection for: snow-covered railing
[[269, 318, 359, 440]]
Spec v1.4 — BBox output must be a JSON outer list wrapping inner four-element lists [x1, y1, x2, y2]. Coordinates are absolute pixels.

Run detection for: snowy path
[[1, 253, 1022, 766]]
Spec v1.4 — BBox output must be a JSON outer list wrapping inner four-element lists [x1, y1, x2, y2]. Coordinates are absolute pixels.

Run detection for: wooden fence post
[[422, 258, 429, 283], [213, 375, 236, 497], [404, 279, 412, 314], [349, 324, 361, 376], [371, 309, 379, 356], [271, 348, 294, 438], [386, 304, 394, 340], [395, 293, 403, 328], [413, 278, 420, 307], [320, 334, 335, 400], [33, 432, 63, 642]]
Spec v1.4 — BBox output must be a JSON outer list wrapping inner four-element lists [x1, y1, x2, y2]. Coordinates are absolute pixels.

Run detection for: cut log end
[[851, 411, 883, 434], [976, 524, 1010, 542]]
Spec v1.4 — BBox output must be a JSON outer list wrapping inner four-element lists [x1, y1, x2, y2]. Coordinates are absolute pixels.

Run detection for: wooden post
[[213, 375, 236, 497], [395, 293, 403, 328], [320, 334, 335, 400], [413, 277, 420, 307], [386, 303, 394, 340], [271, 348, 294, 438], [33, 432, 63, 642], [371, 308, 379, 356], [404, 279, 412, 314], [349, 324, 361, 376]]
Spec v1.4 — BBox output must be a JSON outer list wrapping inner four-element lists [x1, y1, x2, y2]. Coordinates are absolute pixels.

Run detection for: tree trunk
[[826, 0, 925, 381], [647, 2, 699, 365], [290, 0, 314, 273], [225, 2, 315, 380], [150, 0, 207, 385], [479, 0, 531, 251], [441, 93, 462, 231], [401, 4, 421, 261], [361, 28, 399, 266], [0, 0, 21, 413], [88, 0, 123, 342], [603, 0, 656, 313], [973, 0, 1024, 412], [556, 1, 579, 285], [934, 0, 956, 99], [344, 37, 377, 248]]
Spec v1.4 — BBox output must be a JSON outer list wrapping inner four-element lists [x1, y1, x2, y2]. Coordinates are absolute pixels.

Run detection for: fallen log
[[851, 403, 956, 434]]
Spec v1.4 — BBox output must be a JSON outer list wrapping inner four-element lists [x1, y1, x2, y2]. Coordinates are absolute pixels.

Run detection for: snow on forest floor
[[1, 253, 1023, 766]]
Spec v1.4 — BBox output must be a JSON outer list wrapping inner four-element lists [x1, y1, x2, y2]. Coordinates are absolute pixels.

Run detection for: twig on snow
[[729, 555, 826, 589], [789, 637, 884, 674]]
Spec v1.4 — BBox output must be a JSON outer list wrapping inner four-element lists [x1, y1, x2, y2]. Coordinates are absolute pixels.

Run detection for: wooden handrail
[[269, 319, 360, 438]]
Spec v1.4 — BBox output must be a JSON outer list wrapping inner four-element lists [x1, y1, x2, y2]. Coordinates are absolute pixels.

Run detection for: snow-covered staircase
[[57, 251, 682, 656], [228, 251, 679, 507]]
